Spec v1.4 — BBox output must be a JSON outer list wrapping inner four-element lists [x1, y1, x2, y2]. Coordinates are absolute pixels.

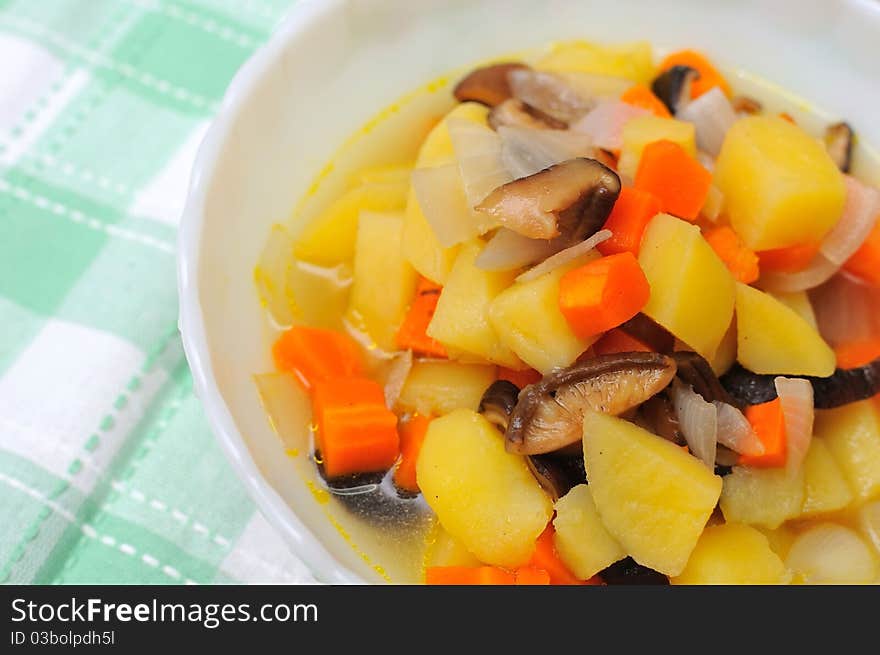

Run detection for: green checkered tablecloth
[[0, 0, 315, 584]]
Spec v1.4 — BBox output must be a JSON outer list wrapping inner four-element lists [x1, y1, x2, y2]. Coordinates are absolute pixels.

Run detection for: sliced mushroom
[[507, 68, 594, 124], [488, 98, 567, 131], [526, 454, 587, 501], [825, 121, 854, 173], [505, 352, 677, 455], [640, 392, 686, 445], [478, 379, 520, 432], [651, 65, 700, 114], [453, 62, 529, 107], [731, 95, 762, 115], [721, 359, 880, 410], [475, 157, 621, 240], [618, 313, 675, 354], [673, 350, 739, 407]]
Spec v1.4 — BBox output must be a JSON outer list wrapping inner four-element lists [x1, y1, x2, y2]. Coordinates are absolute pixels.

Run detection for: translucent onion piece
[[758, 253, 838, 293], [498, 125, 594, 179], [255, 224, 295, 328], [810, 272, 880, 348], [516, 229, 611, 283], [785, 524, 878, 583], [253, 372, 312, 451], [774, 376, 814, 476], [570, 100, 649, 151], [508, 69, 594, 124], [714, 401, 764, 456], [672, 381, 717, 468], [677, 87, 737, 156], [476, 228, 560, 271], [383, 349, 413, 410], [447, 118, 513, 206], [819, 175, 880, 266], [858, 500, 880, 553], [411, 164, 484, 247]]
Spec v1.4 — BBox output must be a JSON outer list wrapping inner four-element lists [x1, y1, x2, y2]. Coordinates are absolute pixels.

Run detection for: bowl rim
[[177, 0, 365, 585]]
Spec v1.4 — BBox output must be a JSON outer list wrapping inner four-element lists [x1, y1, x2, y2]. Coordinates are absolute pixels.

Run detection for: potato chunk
[[816, 400, 880, 502], [489, 261, 597, 374], [801, 438, 854, 517], [638, 213, 735, 360], [427, 241, 522, 367], [734, 283, 835, 377], [719, 466, 805, 529], [348, 211, 417, 350], [582, 410, 722, 576], [397, 360, 496, 416], [537, 40, 655, 83], [714, 116, 846, 250], [553, 484, 626, 579], [618, 115, 696, 179], [416, 409, 553, 567], [672, 523, 789, 585]]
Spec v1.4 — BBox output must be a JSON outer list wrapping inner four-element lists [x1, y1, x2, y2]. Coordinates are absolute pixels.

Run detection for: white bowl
[[178, 0, 880, 584]]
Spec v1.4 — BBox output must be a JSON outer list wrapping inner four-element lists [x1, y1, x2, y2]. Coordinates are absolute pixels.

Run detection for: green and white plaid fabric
[[0, 0, 314, 584]]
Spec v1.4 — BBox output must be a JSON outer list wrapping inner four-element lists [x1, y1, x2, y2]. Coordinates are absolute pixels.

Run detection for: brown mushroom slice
[[825, 121, 854, 173], [478, 379, 520, 432], [453, 62, 529, 107], [672, 350, 739, 408], [475, 157, 621, 240], [526, 453, 587, 501], [488, 98, 567, 131], [731, 95, 762, 115], [640, 392, 686, 445], [651, 65, 700, 115], [618, 313, 675, 354], [505, 352, 677, 455]]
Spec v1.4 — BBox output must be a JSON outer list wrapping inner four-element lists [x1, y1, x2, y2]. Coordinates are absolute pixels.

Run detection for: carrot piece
[[529, 526, 585, 585], [597, 187, 663, 256], [593, 328, 653, 356], [620, 84, 671, 118], [514, 567, 551, 585], [834, 338, 880, 369], [311, 378, 399, 478], [425, 566, 515, 585], [633, 140, 713, 221], [497, 366, 543, 388], [558, 252, 651, 339], [739, 398, 787, 468], [704, 225, 760, 284], [778, 112, 796, 124], [659, 49, 731, 98], [272, 326, 364, 389], [757, 241, 821, 274], [396, 277, 447, 358], [843, 219, 880, 286], [393, 414, 432, 493]]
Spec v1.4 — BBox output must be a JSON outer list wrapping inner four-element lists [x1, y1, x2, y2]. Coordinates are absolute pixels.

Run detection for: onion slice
[[758, 253, 839, 293], [447, 118, 513, 206], [569, 100, 648, 151], [383, 350, 413, 410], [498, 125, 593, 179], [774, 376, 814, 476], [714, 401, 764, 457], [410, 164, 484, 247], [515, 229, 611, 283], [811, 271, 880, 348], [476, 228, 560, 271], [672, 381, 717, 468], [253, 372, 312, 451], [819, 175, 880, 266], [676, 87, 737, 157], [508, 69, 594, 124]]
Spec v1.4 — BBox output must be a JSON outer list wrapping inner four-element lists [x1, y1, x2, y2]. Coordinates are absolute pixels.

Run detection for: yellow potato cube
[[639, 213, 735, 360], [537, 40, 655, 84], [714, 116, 846, 250], [618, 115, 696, 179], [416, 409, 553, 567], [672, 523, 789, 585], [423, 524, 482, 568], [348, 210, 417, 351], [816, 400, 880, 502], [402, 102, 488, 283], [489, 261, 597, 374], [801, 438, 854, 517], [553, 484, 626, 579], [735, 282, 835, 377], [711, 319, 738, 376], [582, 411, 722, 576], [771, 290, 818, 330], [720, 466, 805, 529], [397, 360, 496, 417], [427, 241, 522, 368]]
